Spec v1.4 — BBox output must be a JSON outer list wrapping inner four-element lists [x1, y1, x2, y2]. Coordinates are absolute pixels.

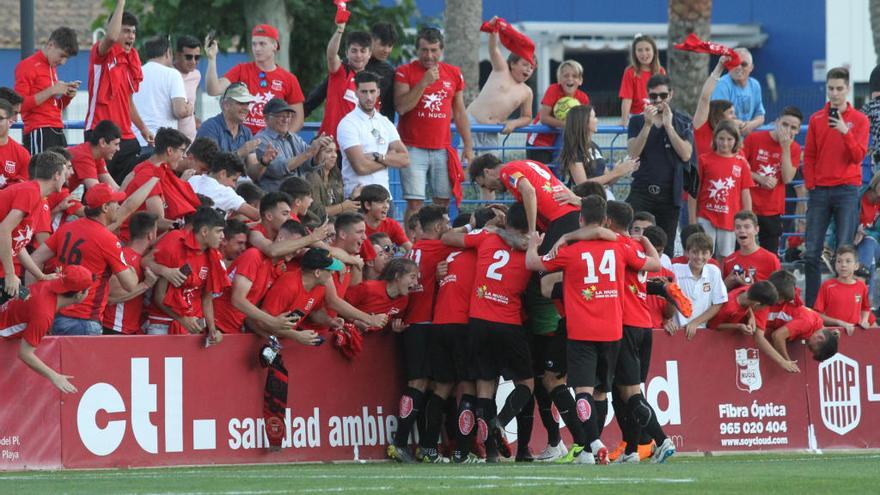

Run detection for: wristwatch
[[372, 152, 385, 164]]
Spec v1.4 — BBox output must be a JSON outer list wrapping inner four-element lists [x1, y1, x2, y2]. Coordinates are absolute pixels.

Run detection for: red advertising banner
[[0, 338, 62, 470]]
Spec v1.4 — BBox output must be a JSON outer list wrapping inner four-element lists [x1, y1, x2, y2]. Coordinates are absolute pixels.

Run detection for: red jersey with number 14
[[541, 236, 646, 341], [406, 239, 455, 324], [620, 235, 652, 328], [500, 160, 578, 229], [467, 231, 531, 325]]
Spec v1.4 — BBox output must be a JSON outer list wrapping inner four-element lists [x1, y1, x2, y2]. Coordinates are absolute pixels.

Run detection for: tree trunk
[[668, 0, 713, 116], [444, 0, 482, 105], [871, 0, 880, 65], [243, 0, 292, 70]]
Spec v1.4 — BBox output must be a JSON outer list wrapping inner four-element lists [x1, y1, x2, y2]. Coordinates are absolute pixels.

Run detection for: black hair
[[154, 127, 191, 156], [827, 67, 849, 84], [121, 11, 139, 28], [572, 181, 606, 200], [812, 329, 839, 362], [580, 195, 606, 226], [223, 218, 249, 239], [346, 31, 373, 49], [452, 212, 473, 228], [83, 206, 103, 219], [45, 146, 71, 161], [280, 219, 309, 237], [747, 281, 779, 306], [195, 194, 214, 208], [606, 200, 634, 230], [473, 207, 497, 229], [187, 137, 220, 165], [768, 269, 797, 302], [208, 151, 245, 178], [647, 73, 671, 90], [358, 184, 391, 206], [0, 88, 22, 106], [0, 99, 12, 118], [418, 204, 447, 231], [370, 232, 391, 244], [633, 211, 656, 225], [335, 212, 365, 233], [679, 223, 706, 250], [191, 206, 226, 232], [176, 34, 200, 52], [734, 210, 759, 226], [780, 106, 804, 122], [371, 22, 398, 46], [468, 153, 502, 182], [643, 225, 667, 251], [87, 120, 122, 146], [279, 176, 312, 202], [129, 212, 158, 240], [379, 257, 418, 282], [236, 182, 264, 205], [48, 26, 79, 56], [416, 27, 444, 49], [259, 192, 292, 217], [143, 35, 171, 60], [30, 151, 66, 180], [355, 70, 381, 87], [299, 211, 323, 230], [506, 203, 528, 232]]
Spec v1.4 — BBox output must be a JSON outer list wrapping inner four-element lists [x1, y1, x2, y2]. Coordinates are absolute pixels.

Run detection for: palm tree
[[444, 0, 482, 105], [668, 0, 713, 115]]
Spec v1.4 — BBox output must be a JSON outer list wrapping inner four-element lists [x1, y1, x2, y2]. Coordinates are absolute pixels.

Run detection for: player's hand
[[143, 267, 158, 287], [347, 254, 364, 269], [179, 316, 203, 334], [339, 199, 359, 213], [273, 312, 300, 332], [163, 267, 188, 287], [3, 273, 21, 298], [552, 189, 581, 207], [858, 317, 872, 329], [841, 322, 855, 336], [546, 236, 568, 259], [329, 317, 345, 331], [501, 121, 517, 135], [293, 329, 321, 346], [780, 360, 800, 373], [436, 260, 449, 278], [205, 37, 219, 60], [51, 374, 78, 394], [365, 313, 389, 329], [309, 221, 334, 244], [685, 322, 699, 340], [737, 323, 755, 336], [422, 66, 440, 86], [391, 318, 406, 333], [724, 270, 747, 288], [528, 231, 544, 249], [180, 168, 197, 181]]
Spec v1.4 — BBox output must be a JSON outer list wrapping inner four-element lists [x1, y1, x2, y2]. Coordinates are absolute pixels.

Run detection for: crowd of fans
[[0, 0, 875, 465]]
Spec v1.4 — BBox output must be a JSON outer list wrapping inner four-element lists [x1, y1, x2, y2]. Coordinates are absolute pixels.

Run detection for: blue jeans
[[804, 185, 860, 306], [51, 315, 103, 336], [858, 236, 880, 306]]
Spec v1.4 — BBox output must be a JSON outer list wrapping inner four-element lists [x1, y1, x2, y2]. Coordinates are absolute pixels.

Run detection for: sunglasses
[[183, 54, 201, 61], [259, 71, 268, 88], [376, 244, 394, 255], [648, 92, 670, 101], [371, 128, 386, 145]]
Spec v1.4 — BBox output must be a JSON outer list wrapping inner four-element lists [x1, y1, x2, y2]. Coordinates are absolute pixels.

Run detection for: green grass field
[[2, 453, 877, 494]]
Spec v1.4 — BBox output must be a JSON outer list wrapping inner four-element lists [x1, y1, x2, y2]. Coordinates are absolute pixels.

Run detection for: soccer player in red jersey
[[708, 282, 778, 336], [742, 107, 802, 253], [359, 184, 411, 252], [642, 226, 677, 330], [527, 196, 655, 465], [31, 184, 137, 335], [0, 152, 68, 300], [814, 245, 873, 333], [0, 99, 31, 189], [1, 265, 92, 392], [318, 16, 373, 141], [102, 212, 158, 334], [213, 220, 307, 334], [146, 207, 228, 342], [344, 258, 418, 331], [206, 24, 305, 134], [246, 191, 335, 262], [722, 211, 781, 290], [67, 120, 121, 192]]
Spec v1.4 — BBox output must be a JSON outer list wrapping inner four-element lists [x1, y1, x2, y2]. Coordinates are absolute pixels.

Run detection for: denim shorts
[[400, 146, 451, 200], [51, 315, 103, 336]]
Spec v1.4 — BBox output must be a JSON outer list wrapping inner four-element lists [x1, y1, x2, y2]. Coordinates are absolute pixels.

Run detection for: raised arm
[[326, 21, 346, 75], [99, 0, 126, 57], [693, 57, 727, 129]]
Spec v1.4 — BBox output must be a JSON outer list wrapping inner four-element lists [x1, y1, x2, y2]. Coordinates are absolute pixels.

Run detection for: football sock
[[497, 384, 532, 427], [393, 387, 425, 448], [575, 392, 599, 445], [454, 394, 477, 456], [515, 394, 535, 456], [419, 392, 446, 449], [595, 397, 609, 436], [550, 385, 586, 445], [535, 382, 561, 446]]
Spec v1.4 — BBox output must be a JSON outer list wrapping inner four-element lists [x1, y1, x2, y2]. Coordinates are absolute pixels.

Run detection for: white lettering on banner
[[646, 361, 681, 426], [0, 435, 22, 462], [717, 401, 789, 447], [77, 382, 127, 456], [867, 365, 880, 402], [819, 353, 861, 435]]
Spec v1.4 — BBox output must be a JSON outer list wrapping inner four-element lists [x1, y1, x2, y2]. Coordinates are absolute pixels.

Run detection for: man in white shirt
[[187, 151, 260, 221], [173, 35, 202, 142], [132, 36, 192, 148], [337, 71, 409, 198]]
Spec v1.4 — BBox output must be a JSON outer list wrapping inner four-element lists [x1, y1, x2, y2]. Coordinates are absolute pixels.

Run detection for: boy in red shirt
[[0, 99, 30, 189], [742, 107, 802, 253], [67, 120, 121, 192], [206, 24, 305, 134], [526, 60, 589, 164], [359, 184, 411, 251], [708, 281, 778, 335], [1, 265, 92, 393], [319, 16, 372, 140], [103, 212, 158, 334], [814, 245, 872, 333], [722, 211, 781, 290]]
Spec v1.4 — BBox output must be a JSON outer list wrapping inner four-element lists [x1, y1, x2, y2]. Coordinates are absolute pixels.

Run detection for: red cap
[[83, 183, 126, 208], [49, 265, 93, 294], [252, 24, 280, 47]]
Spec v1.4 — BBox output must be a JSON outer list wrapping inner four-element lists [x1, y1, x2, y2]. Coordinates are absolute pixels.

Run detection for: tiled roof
[[0, 0, 106, 49]]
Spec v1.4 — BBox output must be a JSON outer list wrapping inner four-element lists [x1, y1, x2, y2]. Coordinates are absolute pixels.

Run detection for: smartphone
[[314, 335, 325, 346], [829, 107, 839, 121], [206, 29, 217, 46], [179, 263, 192, 276], [292, 309, 306, 318]]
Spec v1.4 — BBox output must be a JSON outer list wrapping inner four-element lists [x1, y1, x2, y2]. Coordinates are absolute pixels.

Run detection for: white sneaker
[[573, 450, 596, 464], [536, 441, 568, 462], [651, 438, 676, 464], [615, 452, 640, 464]]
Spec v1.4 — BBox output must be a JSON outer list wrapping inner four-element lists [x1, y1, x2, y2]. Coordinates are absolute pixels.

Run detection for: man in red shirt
[[743, 106, 803, 253], [394, 27, 474, 226], [803, 67, 870, 306], [359, 184, 411, 252], [206, 24, 306, 134], [0, 99, 31, 189], [85, 0, 150, 183], [0, 151, 68, 300], [319, 17, 372, 141], [31, 183, 137, 335], [14, 26, 80, 154], [68, 120, 122, 192], [722, 211, 781, 290], [102, 212, 158, 334], [1, 265, 92, 393]]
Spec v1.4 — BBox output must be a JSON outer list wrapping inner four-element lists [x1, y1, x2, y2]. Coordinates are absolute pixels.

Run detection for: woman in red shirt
[[696, 120, 754, 259], [619, 35, 665, 125]]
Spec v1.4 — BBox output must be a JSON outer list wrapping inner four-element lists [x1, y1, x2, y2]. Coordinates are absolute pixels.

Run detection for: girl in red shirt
[[696, 121, 754, 259], [618, 35, 665, 125], [344, 257, 418, 331]]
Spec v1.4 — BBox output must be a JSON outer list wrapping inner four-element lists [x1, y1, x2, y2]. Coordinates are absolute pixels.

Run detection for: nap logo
[[819, 353, 861, 435], [735, 348, 762, 393]]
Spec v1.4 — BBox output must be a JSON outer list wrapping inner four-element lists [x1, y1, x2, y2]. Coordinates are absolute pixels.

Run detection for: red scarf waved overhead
[[673, 33, 742, 70], [479, 17, 536, 67], [333, 0, 351, 23]]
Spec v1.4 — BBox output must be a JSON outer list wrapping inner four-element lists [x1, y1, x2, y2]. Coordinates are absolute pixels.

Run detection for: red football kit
[[102, 246, 145, 334], [68, 142, 108, 192], [721, 247, 781, 283], [500, 160, 579, 229], [224, 62, 305, 133], [0, 281, 59, 346], [261, 268, 327, 322], [803, 103, 869, 189], [708, 285, 769, 330], [395, 61, 464, 149], [213, 247, 283, 333], [47, 218, 129, 321], [527, 83, 590, 148], [434, 245, 480, 325], [318, 64, 357, 139], [365, 217, 409, 246], [743, 130, 802, 216], [618, 67, 665, 116], [619, 236, 653, 329], [767, 292, 824, 340], [406, 239, 455, 324], [0, 181, 45, 278], [85, 42, 142, 139], [344, 280, 410, 321], [814, 279, 870, 325], [541, 236, 646, 341], [466, 231, 531, 325], [15, 50, 74, 133], [697, 152, 755, 230], [0, 139, 31, 189]]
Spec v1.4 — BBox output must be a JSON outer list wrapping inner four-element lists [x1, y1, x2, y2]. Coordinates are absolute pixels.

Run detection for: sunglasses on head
[[648, 92, 670, 101], [184, 54, 201, 61]]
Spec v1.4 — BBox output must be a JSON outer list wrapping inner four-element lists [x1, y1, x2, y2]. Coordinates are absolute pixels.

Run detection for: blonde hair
[[630, 35, 662, 76], [556, 60, 584, 81]]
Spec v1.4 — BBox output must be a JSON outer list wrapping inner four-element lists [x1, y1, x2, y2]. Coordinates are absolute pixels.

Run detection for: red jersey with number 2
[[467, 231, 531, 325], [500, 160, 578, 229]]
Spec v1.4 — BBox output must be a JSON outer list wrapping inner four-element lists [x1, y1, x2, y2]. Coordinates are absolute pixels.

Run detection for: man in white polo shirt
[[188, 151, 260, 221], [337, 71, 409, 198]]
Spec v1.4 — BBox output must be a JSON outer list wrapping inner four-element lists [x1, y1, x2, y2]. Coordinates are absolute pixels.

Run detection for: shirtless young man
[[466, 16, 534, 158]]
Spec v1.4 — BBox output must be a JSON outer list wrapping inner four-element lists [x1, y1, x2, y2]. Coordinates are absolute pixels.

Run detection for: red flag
[[673, 33, 742, 70], [480, 17, 536, 67], [333, 0, 351, 24]]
